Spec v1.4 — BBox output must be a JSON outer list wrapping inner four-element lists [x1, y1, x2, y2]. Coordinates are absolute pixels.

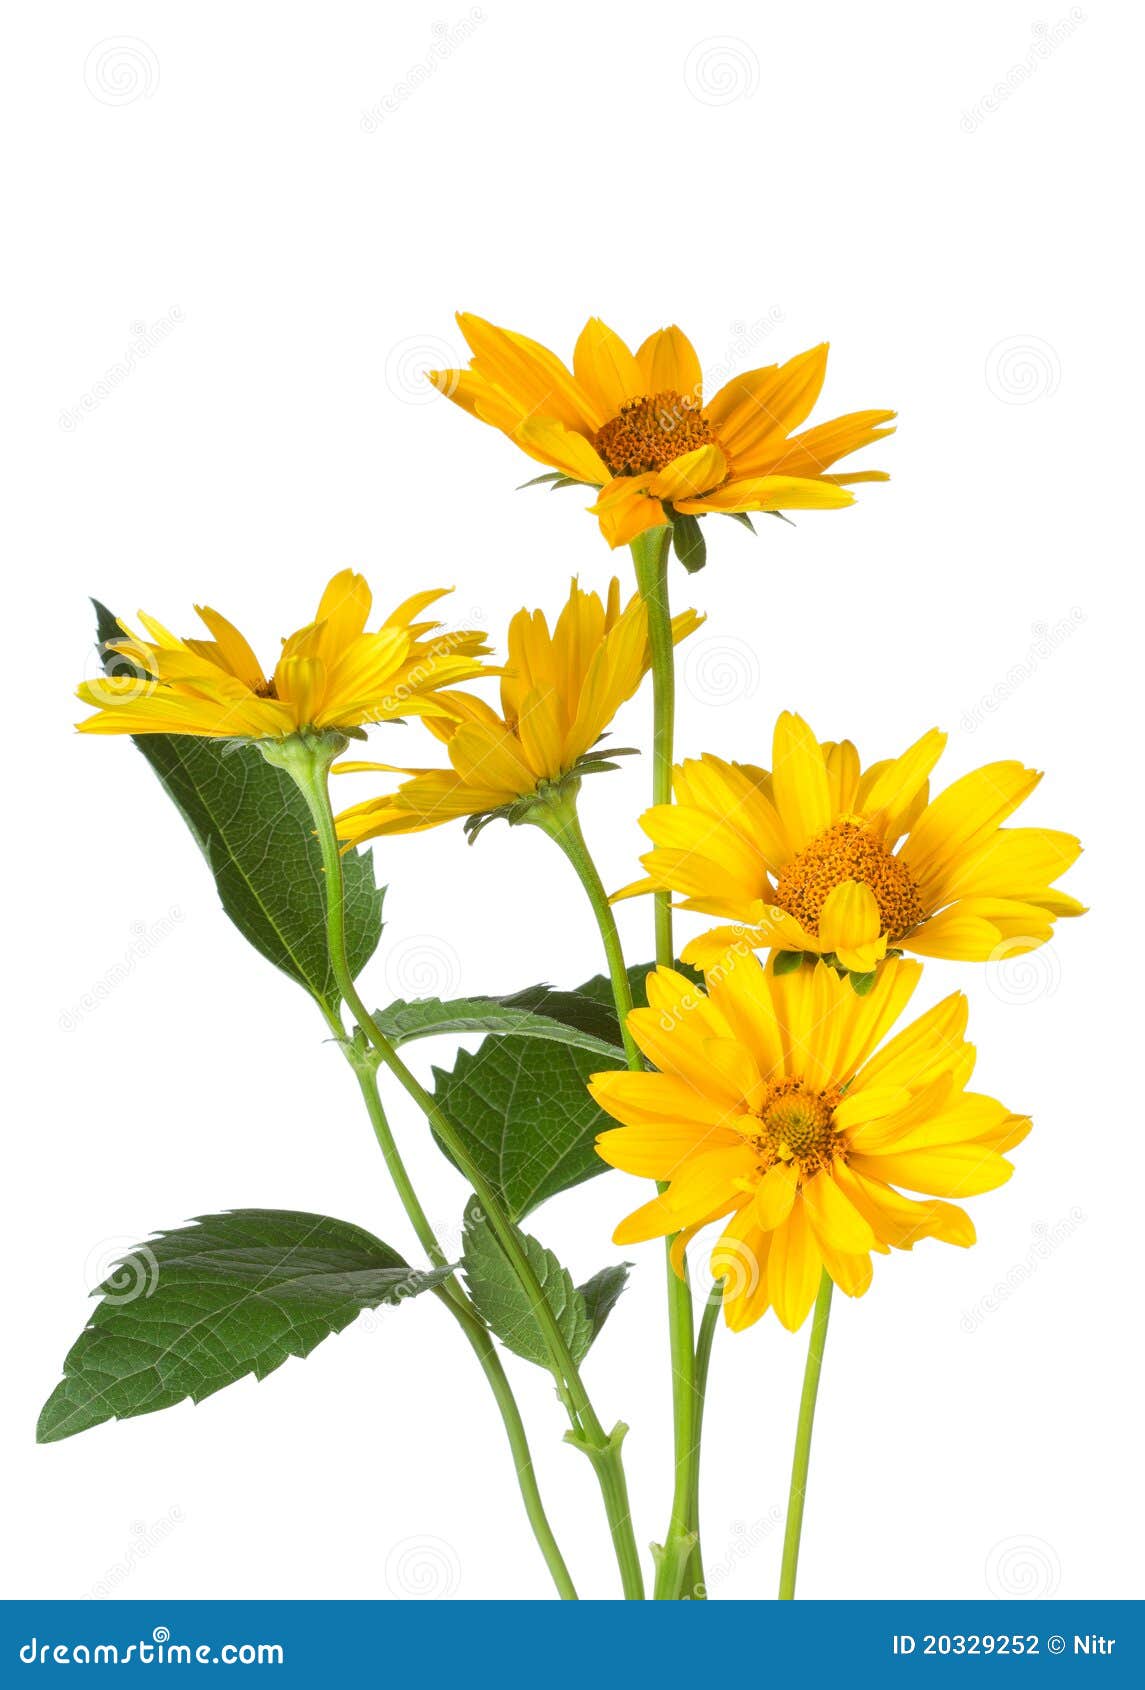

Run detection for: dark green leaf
[[576, 1262, 632, 1347], [372, 993, 623, 1060], [425, 964, 704, 1220], [506, 961, 704, 1047], [91, 601, 383, 1011], [460, 1201, 623, 1370], [432, 1035, 624, 1221], [723, 511, 758, 534], [848, 969, 878, 996], [671, 512, 707, 573], [37, 1210, 450, 1444]]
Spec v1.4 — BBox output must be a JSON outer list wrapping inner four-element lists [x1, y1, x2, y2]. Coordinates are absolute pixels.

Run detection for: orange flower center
[[751, 1076, 842, 1175], [773, 819, 924, 942], [593, 391, 716, 477]]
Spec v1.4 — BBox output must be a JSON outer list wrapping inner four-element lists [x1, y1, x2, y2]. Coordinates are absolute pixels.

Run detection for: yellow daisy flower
[[77, 571, 490, 742], [333, 578, 701, 843], [624, 711, 1083, 975], [429, 314, 895, 548], [591, 957, 1029, 1331]]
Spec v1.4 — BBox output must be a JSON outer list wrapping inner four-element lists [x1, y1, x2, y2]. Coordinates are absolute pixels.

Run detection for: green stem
[[630, 526, 676, 968], [350, 1055, 576, 1596], [779, 1269, 834, 1600], [528, 798, 641, 1070], [272, 734, 644, 1600], [682, 1284, 722, 1599], [630, 526, 702, 1600]]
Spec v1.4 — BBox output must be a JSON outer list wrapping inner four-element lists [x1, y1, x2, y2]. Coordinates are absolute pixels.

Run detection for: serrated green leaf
[[432, 1035, 623, 1221], [37, 1210, 449, 1444], [372, 993, 623, 1059], [91, 601, 383, 1011], [576, 1262, 632, 1347], [460, 1201, 623, 1370], [425, 964, 704, 1220]]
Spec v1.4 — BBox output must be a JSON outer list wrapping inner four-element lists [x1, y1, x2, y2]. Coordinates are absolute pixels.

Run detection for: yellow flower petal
[[817, 880, 887, 973]]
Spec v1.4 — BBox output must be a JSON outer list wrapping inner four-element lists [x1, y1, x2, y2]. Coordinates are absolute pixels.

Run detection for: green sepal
[[669, 511, 707, 573], [517, 472, 595, 492], [772, 949, 806, 976]]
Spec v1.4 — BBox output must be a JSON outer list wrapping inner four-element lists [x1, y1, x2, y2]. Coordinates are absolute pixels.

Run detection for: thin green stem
[[630, 526, 702, 1600], [779, 1269, 834, 1600], [528, 798, 640, 1070], [348, 1057, 577, 1597], [273, 735, 643, 1600], [630, 526, 676, 969], [682, 1284, 722, 1599]]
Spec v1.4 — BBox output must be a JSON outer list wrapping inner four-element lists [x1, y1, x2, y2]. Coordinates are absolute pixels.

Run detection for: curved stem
[[352, 1061, 575, 1596], [630, 526, 702, 1599], [275, 736, 643, 1599], [529, 798, 640, 1069], [682, 1284, 722, 1599], [779, 1269, 834, 1600]]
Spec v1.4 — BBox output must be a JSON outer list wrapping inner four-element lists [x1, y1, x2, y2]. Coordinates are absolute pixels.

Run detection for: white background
[[3, 0, 1141, 1603]]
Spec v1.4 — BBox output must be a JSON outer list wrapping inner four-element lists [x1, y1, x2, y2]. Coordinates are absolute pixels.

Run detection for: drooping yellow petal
[[817, 880, 887, 973]]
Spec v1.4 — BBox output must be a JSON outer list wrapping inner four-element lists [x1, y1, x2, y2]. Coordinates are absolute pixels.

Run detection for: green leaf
[[576, 1262, 632, 1347], [432, 1035, 623, 1221], [460, 1201, 626, 1370], [424, 964, 704, 1220], [848, 969, 878, 996], [507, 960, 704, 1046], [372, 993, 624, 1060], [91, 601, 383, 1011], [723, 511, 758, 535], [517, 471, 567, 488], [37, 1210, 450, 1444], [670, 512, 707, 573]]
